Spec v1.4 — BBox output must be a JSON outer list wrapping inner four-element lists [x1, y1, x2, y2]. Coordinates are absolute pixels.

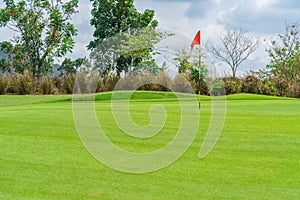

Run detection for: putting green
[[0, 92, 299, 199]]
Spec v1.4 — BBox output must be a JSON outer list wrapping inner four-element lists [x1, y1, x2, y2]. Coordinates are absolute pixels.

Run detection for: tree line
[[0, 0, 299, 97]]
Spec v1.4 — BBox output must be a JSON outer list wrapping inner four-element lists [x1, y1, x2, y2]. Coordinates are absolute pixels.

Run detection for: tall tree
[[206, 29, 259, 78], [88, 0, 159, 78], [117, 27, 162, 76], [0, 0, 79, 78], [88, 0, 158, 50], [267, 23, 300, 82]]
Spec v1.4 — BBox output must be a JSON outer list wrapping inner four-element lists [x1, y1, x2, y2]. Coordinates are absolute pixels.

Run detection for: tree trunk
[[232, 68, 236, 78]]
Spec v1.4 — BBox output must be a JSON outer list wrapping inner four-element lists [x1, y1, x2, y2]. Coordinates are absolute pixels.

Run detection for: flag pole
[[191, 30, 201, 109], [198, 34, 201, 109]]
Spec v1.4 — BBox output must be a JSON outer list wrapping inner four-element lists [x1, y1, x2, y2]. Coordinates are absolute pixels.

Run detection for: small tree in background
[[206, 29, 259, 78], [58, 58, 87, 77], [267, 23, 300, 82], [117, 27, 162, 76], [173, 49, 193, 74], [173, 48, 208, 94]]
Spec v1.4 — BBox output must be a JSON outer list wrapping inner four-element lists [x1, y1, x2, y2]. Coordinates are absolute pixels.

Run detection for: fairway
[[0, 92, 299, 199]]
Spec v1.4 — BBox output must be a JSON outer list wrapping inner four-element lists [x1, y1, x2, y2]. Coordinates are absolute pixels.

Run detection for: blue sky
[[1, 0, 299, 75]]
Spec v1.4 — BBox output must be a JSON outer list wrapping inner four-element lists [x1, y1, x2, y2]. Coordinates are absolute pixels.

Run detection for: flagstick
[[198, 45, 201, 109], [191, 30, 201, 109]]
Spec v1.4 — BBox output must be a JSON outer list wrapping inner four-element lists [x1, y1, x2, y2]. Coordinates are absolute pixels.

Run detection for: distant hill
[[51, 63, 61, 77]]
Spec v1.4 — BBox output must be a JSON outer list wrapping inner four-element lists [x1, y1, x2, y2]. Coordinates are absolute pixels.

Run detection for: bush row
[[223, 74, 300, 98], [0, 72, 299, 98], [0, 71, 201, 95]]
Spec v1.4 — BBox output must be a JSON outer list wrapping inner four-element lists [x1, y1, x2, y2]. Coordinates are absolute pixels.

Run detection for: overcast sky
[[1, 0, 300, 75]]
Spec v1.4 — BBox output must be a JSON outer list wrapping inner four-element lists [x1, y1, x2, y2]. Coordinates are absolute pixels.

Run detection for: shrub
[[9, 71, 37, 95], [115, 75, 139, 91], [0, 76, 8, 95], [52, 77, 63, 93], [98, 79, 108, 92], [289, 80, 300, 98], [41, 77, 53, 94], [89, 73, 101, 93], [171, 74, 194, 93], [62, 74, 75, 94], [154, 71, 172, 91], [104, 76, 119, 91], [210, 79, 226, 96], [73, 72, 90, 94], [261, 77, 277, 96], [273, 78, 289, 97], [137, 73, 155, 91], [241, 74, 263, 94], [223, 77, 241, 95]]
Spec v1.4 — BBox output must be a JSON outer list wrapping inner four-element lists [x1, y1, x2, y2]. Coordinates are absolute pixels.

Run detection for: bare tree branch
[[206, 29, 259, 78]]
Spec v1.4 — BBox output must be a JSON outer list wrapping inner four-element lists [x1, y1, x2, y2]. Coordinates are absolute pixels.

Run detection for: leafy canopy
[[88, 0, 158, 50], [267, 23, 300, 81], [88, 0, 159, 78], [0, 0, 79, 78]]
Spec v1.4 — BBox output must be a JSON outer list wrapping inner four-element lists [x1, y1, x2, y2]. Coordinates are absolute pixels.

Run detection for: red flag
[[191, 30, 201, 50]]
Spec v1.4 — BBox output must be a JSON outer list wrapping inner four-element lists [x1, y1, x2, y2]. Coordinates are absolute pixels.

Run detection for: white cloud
[[66, 1, 93, 59], [1, 0, 299, 74], [255, 0, 277, 9]]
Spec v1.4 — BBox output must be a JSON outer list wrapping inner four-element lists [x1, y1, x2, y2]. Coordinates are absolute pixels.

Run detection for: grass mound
[[1, 92, 297, 108]]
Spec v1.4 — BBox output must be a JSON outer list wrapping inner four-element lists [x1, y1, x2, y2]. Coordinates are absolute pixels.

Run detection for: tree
[[206, 29, 259, 78], [88, 0, 158, 78], [173, 49, 193, 74], [0, 0, 79, 79], [58, 57, 87, 76], [0, 42, 26, 74], [117, 27, 162, 76], [89, 0, 158, 49], [173, 48, 208, 94], [174, 48, 208, 78], [267, 23, 300, 82]]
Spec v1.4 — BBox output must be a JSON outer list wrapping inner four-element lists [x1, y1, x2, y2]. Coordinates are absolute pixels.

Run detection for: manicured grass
[[0, 92, 299, 199]]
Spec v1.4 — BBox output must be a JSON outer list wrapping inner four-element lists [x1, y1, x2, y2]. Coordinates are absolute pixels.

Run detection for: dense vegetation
[[0, 0, 299, 97]]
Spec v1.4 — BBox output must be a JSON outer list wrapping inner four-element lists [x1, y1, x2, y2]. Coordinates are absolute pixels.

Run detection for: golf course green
[[0, 92, 299, 199]]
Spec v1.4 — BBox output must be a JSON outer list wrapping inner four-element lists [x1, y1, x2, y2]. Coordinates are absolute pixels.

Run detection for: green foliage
[[190, 64, 208, 82], [0, 0, 79, 78], [0, 42, 26, 74], [267, 23, 300, 82], [173, 49, 193, 74], [58, 57, 87, 76], [174, 48, 208, 79], [90, 27, 163, 78], [88, 0, 158, 49], [118, 27, 162, 75], [174, 48, 209, 94], [89, 0, 159, 78]]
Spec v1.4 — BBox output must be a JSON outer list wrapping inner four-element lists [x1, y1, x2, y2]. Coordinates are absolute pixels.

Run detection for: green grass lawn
[[0, 92, 299, 199]]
